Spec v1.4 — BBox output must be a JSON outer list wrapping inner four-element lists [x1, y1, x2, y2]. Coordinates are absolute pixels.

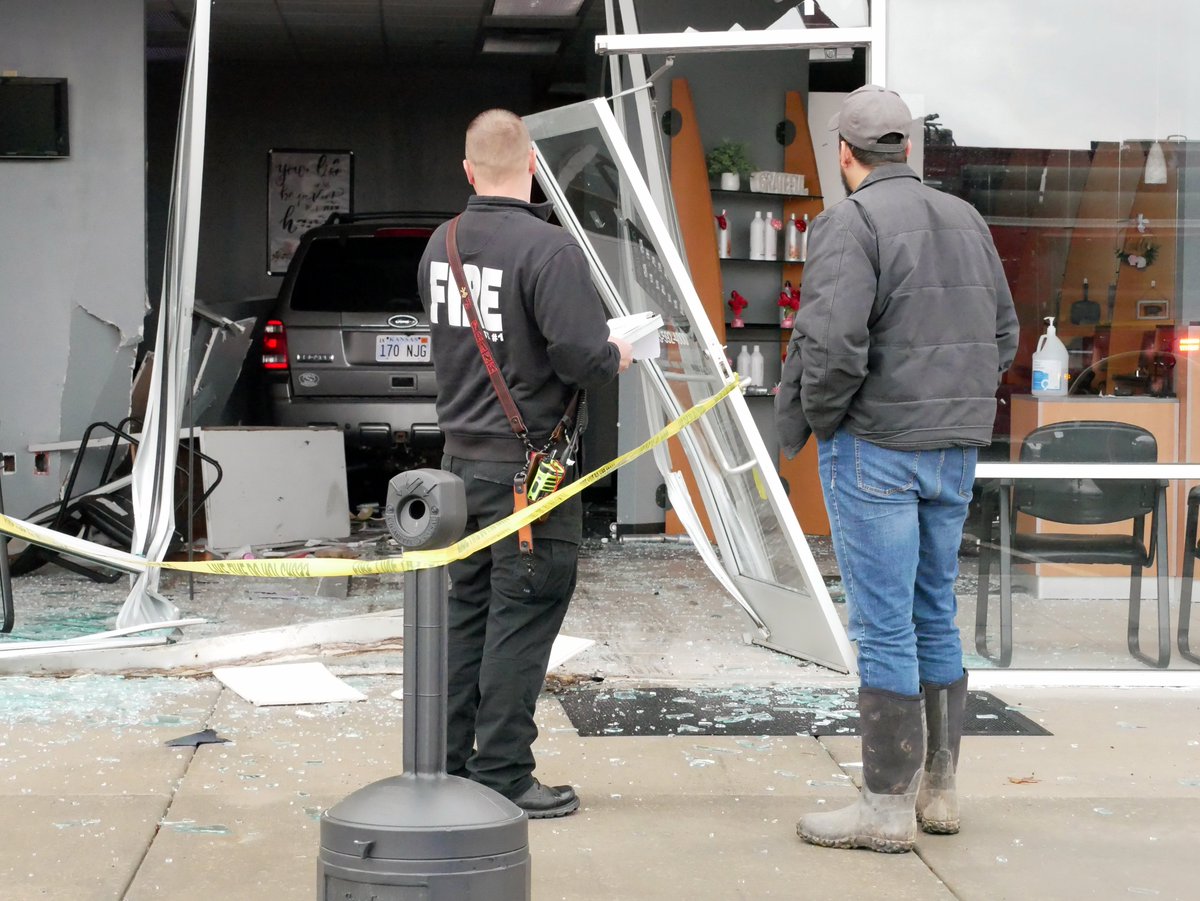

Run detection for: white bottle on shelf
[[715, 209, 732, 259], [749, 345, 765, 387], [798, 213, 809, 262], [785, 213, 800, 261], [764, 211, 777, 261], [736, 345, 752, 382], [749, 210, 765, 260]]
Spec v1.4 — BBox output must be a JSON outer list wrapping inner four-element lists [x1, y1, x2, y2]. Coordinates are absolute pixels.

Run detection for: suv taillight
[[262, 320, 289, 370]]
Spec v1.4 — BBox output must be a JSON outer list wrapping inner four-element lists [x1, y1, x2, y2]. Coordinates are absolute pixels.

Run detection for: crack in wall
[[76, 300, 141, 348]]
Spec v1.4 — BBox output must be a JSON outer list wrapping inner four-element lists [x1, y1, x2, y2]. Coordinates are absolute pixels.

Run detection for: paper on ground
[[548, 634, 595, 669], [607, 312, 663, 361], [214, 661, 366, 706]]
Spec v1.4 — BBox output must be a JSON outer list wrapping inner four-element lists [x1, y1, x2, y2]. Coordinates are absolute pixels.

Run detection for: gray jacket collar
[[852, 162, 920, 194]]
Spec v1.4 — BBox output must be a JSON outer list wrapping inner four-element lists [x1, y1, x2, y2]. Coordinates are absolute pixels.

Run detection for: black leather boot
[[509, 778, 579, 819], [917, 671, 968, 834], [797, 687, 925, 853]]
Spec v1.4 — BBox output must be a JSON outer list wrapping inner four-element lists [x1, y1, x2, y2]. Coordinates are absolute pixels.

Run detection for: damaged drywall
[[61, 306, 139, 438], [0, 0, 147, 519]]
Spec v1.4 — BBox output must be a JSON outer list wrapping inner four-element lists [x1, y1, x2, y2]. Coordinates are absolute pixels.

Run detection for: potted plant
[[707, 140, 754, 191]]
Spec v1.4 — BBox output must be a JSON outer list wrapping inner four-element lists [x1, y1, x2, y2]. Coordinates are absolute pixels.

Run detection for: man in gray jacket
[[776, 85, 1018, 853]]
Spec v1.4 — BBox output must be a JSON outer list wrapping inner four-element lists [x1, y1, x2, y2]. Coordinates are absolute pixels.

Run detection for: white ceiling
[[145, 0, 605, 69]]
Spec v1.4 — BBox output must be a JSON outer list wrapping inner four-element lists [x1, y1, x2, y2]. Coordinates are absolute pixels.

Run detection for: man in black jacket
[[419, 109, 632, 818], [776, 86, 1018, 852]]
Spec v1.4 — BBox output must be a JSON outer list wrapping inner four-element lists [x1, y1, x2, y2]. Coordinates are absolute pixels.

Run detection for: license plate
[[376, 334, 431, 363]]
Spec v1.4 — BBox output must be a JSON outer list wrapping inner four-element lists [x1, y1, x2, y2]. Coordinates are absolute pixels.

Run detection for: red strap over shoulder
[[446, 216, 527, 439]]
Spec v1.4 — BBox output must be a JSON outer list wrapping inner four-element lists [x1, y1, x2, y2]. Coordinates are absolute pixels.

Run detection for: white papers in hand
[[607, 311, 664, 361]]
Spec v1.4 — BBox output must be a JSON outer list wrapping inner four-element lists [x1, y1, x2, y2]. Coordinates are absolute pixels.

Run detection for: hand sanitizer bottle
[[1031, 317, 1069, 396]]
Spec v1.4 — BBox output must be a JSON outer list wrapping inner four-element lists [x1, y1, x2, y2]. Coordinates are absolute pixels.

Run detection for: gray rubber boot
[[917, 671, 968, 834], [796, 687, 925, 853]]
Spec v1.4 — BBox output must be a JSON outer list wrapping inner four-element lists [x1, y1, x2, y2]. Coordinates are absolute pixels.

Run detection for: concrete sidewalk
[[1, 540, 1199, 899], [2, 676, 1198, 899]]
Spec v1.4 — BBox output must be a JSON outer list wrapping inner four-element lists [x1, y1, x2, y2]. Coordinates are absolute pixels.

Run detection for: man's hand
[[608, 336, 634, 373]]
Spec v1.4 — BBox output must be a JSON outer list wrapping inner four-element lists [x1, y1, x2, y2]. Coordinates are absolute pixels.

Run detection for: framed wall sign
[[267, 148, 353, 275], [1136, 299, 1169, 320]]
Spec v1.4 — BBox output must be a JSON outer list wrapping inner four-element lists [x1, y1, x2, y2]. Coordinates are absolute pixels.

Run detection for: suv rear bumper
[[268, 385, 441, 451]]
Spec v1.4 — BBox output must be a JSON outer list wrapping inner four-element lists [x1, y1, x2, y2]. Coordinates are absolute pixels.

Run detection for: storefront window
[[890, 0, 1200, 670]]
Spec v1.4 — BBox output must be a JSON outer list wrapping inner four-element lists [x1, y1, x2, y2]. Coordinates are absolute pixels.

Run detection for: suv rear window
[[291, 234, 429, 313]]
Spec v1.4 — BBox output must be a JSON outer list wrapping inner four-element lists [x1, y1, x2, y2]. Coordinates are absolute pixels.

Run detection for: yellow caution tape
[[0, 378, 740, 578], [751, 466, 768, 502]]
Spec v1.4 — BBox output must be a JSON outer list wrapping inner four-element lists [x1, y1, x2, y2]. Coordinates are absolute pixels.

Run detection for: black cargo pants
[[441, 454, 581, 799]]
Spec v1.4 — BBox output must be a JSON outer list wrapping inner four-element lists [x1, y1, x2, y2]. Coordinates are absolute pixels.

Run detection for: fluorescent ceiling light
[[482, 35, 562, 54], [596, 27, 875, 55], [492, 0, 585, 16]]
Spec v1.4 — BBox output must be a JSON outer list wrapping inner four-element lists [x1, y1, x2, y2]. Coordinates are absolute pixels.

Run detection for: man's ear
[[527, 146, 536, 174], [463, 159, 475, 186], [838, 141, 853, 170]]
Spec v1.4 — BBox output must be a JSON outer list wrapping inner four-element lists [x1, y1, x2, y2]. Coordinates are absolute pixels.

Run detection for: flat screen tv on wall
[[0, 76, 69, 158]]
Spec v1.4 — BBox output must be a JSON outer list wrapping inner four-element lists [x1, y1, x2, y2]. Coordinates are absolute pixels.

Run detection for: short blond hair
[[465, 109, 531, 182]]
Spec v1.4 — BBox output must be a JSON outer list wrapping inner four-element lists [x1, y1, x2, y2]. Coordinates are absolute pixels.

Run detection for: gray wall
[[192, 62, 536, 305], [635, 0, 810, 184], [0, 0, 145, 516]]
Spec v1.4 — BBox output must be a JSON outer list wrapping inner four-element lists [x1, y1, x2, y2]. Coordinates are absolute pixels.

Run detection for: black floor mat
[[556, 685, 1050, 738]]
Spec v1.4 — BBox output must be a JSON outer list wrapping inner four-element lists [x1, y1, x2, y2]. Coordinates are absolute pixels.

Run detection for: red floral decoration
[[728, 290, 748, 328]]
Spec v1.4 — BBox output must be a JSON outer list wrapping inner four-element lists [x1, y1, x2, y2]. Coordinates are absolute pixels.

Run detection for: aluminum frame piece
[[525, 100, 854, 672], [119, 0, 212, 628], [595, 1, 887, 86]]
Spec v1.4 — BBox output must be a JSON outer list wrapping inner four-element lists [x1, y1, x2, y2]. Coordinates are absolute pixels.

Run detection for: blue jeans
[[817, 428, 975, 696]]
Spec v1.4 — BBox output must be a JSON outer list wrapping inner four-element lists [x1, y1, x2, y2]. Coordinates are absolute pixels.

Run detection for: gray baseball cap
[[827, 84, 912, 153]]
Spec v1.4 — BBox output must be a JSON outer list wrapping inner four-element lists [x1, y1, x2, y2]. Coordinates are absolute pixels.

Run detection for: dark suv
[[261, 211, 452, 480]]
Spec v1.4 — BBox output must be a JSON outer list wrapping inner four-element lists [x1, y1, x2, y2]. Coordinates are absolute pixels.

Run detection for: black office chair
[[0, 473, 13, 633], [1178, 485, 1200, 665], [976, 421, 1171, 668]]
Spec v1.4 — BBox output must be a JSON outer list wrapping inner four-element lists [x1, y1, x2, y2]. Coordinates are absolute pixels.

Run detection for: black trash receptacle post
[[317, 469, 529, 900]]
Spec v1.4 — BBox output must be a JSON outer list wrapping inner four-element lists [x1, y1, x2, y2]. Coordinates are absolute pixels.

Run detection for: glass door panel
[[526, 99, 854, 672]]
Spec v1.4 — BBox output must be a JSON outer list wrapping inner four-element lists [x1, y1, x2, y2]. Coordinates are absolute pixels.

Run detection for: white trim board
[[970, 669, 1200, 690]]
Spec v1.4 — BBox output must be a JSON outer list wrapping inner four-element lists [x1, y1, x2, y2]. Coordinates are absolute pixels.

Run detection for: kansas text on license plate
[[376, 335, 431, 362]]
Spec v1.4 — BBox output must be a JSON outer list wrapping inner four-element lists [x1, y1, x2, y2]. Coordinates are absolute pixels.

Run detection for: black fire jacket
[[418, 195, 619, 462]]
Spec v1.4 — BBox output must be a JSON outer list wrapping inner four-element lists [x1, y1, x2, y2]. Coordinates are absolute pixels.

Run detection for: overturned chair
[[3, 417, 222, 587]]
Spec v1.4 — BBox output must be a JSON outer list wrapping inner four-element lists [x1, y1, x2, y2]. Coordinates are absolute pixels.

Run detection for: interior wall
[[1180, 144, 1200, 326], [0, 0, 145, 517], [188, 62, 536, 306], [635, 0, 810, 179], [604, 0, 812, 529]]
